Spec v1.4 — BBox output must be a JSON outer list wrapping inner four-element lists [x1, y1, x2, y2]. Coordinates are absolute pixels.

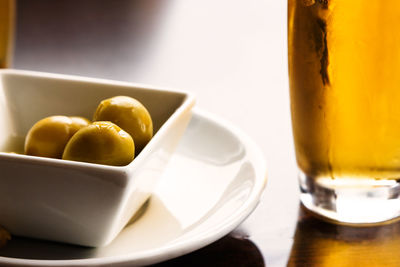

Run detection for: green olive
[[62, 121, 135, 166], [93, 96, 153, 154], [24, 115, 90, 158]]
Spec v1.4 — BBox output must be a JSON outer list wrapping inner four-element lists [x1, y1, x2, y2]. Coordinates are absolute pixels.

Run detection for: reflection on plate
[[0, 109, 267, 266]]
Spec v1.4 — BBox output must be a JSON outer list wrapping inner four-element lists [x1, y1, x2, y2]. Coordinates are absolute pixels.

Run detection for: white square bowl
[[0, 69, 195, 247]]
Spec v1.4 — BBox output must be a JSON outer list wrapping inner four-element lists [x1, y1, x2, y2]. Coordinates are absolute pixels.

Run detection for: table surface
[[10, 0, 400, 266]]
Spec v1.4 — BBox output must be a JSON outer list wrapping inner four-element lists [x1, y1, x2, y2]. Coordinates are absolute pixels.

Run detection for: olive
[[62, 121, 135, 166], [93, 96, 153, 154], [24, 115, 90, 159]]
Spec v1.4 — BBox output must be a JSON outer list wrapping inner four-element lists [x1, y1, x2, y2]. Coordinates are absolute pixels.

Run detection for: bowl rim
[[0, 69, 196, 172]]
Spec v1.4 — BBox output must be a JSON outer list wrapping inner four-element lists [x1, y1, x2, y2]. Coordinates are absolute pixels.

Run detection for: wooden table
[[11, 0, 400, 266]]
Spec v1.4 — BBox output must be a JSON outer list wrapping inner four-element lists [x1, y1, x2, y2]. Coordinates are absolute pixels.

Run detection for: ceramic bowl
[[0, 69, 195, 247]]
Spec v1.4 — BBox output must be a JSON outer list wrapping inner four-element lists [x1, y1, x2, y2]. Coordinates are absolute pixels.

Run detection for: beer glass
[[0, 0, 14, 68], [288, 0, 400, 224]]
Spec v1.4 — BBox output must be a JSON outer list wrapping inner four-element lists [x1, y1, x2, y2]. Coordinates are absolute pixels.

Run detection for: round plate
[[0, 109, 267, 266]]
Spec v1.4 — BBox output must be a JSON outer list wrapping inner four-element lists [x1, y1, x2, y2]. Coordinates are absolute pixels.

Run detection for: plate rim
[[0, 108, 268, 266]]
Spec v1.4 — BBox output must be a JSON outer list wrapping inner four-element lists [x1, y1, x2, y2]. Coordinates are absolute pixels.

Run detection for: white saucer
[[0, 109, 267, 266]]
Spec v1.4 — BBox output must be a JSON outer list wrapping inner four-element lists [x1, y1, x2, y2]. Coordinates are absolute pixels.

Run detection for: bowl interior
[[0, 70, 188, 153]]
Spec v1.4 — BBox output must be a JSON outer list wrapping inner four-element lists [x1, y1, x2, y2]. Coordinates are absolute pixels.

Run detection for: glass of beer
[[0, 0, 14, 68], [288, 0, 400, 224]]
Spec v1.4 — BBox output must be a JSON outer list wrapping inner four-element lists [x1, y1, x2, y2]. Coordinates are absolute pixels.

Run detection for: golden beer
[[288, 0, 400, 223], [0, 0, 14, 68], [289, 0, 400, 179]]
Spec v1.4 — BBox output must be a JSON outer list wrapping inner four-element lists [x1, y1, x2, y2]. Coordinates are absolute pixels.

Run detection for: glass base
[[299, 171, 400, 225]]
